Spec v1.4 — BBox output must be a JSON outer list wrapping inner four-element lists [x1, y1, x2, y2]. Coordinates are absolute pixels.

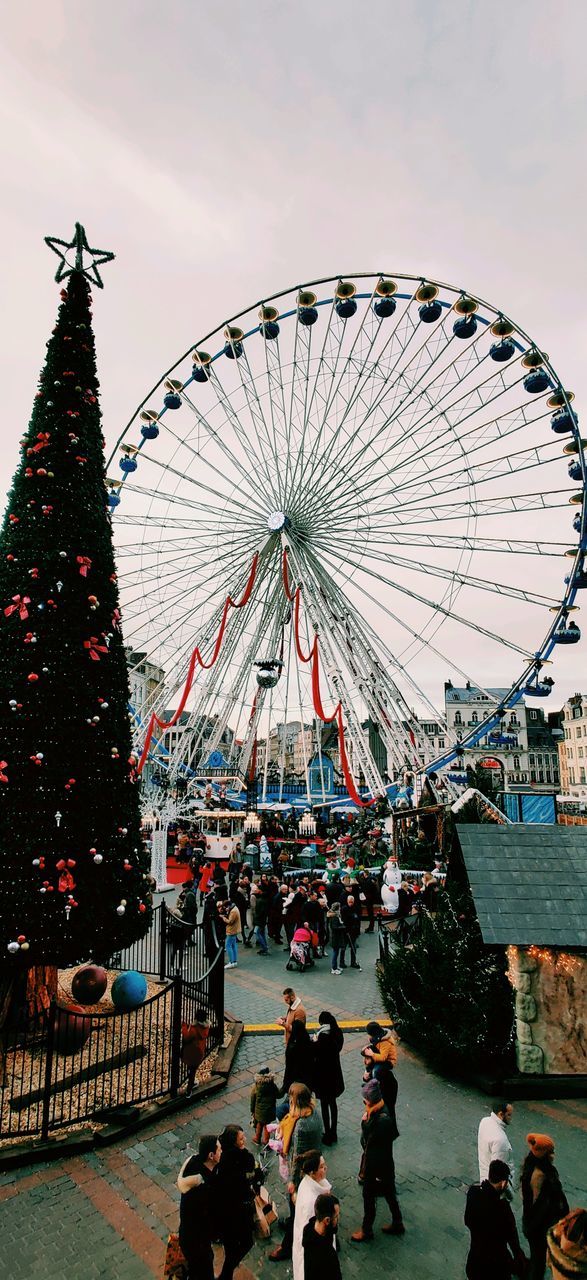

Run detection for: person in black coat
[[312, 1011, 344, 1145], [357, 871, 379, 932], [177, 1134, 221, 1280], [351, 1080, 404, 1242], [465, 1159, 527, 1280], [302, 1195, 341, 1280], [340, 897, 361, 969], [216, 1124, 262, 1280], [281, 1020, 315, 1094]]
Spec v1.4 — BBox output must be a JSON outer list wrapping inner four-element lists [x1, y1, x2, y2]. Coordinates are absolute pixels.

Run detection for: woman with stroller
[[312, 1012, 344, 1145], [288, 922, 316, 972]]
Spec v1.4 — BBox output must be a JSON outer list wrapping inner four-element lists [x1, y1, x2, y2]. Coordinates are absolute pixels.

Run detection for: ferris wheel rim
[[111, 270, 586, 787]]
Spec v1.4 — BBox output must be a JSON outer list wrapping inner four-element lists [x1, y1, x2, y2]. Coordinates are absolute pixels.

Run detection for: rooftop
[[445, 686, 511, 705], [457, 823, 587, 948]]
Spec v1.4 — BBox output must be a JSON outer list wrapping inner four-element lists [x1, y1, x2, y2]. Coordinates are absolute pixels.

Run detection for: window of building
[[580, 747, 584, 758], [514, 755, 520, 769], [573, 705, 582, 719], [471, 712, 478, 724], [538, 770, 544, 782], [455, 712, 462, 725], [529, 710, 538, 720], [581, 770, 586, 784], [530, 771, 536, 783], [510, 714, 518, 725], [438, 737, 445, 748]]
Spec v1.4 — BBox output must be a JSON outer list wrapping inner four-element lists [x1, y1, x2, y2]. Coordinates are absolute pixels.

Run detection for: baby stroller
[[286, 924, 316, 972]]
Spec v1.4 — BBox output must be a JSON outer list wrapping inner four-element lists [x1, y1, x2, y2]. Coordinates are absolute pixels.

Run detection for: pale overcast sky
[[1, 1, 586, 710]]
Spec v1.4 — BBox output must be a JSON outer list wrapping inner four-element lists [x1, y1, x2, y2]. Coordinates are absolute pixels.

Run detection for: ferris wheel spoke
[[315, 544, 534, 657], [330, 530, 567, 556], [326, 541, 557, 607], [305, 547, 511, 722], [199, 369, 280, 507], [387, 399, 552, 492], [291, 296, 424, 503], [123, 543, 271, 663], [119, 477, 262, 527], [149, 403, 273, 520], [366, 486, 573, 528], [317, 331, 531, 512], [119, 530, 258, 603], [285, 309, 331, 505], [381, 440, 562, 514], [287, 296, 377, 508], [303, 301, 475, 500], [237, 347, 286, 503]]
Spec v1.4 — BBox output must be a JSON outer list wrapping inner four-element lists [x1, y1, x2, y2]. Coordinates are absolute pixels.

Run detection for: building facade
[[559, 694, 587, 796], [444, 682, 560, 793]]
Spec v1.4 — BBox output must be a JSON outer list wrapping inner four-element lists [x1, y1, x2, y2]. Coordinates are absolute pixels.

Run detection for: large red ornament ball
[[71, 964, 108, 1005], [53, 1003, 91, 1055]]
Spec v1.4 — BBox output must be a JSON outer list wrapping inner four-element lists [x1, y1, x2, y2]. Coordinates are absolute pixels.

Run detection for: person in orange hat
[[521, 1134, 569, 1280]]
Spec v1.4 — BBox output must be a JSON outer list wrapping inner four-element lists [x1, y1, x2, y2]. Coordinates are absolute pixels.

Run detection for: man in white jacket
[[477, 1101, 514, 1186]]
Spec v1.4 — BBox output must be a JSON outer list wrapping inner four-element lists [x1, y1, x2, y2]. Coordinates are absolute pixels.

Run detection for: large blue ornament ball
[[72, 964, 108, 1005], [111, 970, 148, 1011]]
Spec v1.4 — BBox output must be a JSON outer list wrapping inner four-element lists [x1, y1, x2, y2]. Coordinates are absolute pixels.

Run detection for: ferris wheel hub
[[267, 511, 290, 533]]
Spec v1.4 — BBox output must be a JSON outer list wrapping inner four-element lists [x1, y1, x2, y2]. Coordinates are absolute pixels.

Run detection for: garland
[[137, 553, 259, 774], [282, 548, 374, 808]]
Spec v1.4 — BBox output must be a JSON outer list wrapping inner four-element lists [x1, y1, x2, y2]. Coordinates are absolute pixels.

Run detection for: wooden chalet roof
[[457, 823, 587, 948]]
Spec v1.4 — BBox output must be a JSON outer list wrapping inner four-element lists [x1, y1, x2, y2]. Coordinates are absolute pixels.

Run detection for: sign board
[[479, 758, 503, 770]]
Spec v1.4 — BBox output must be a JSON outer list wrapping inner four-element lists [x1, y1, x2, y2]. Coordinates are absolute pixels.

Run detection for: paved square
[[0, 932, 585, 1279]]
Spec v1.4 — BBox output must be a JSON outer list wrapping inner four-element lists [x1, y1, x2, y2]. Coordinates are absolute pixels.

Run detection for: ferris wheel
[[107, 271, 586, 806]]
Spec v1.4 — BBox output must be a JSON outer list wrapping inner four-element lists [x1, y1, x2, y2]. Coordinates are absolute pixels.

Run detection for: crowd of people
[[174, 995, 404, 1280], [470, 1100, 585, 1280], [169, 847, 447, 978], [174, 1021, 585, 1280]]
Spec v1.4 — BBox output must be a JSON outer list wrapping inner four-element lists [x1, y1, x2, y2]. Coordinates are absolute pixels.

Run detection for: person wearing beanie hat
[[351, 1074, 404, 1243], [547, 1209, 587, 1280], [522, 1133, 569, 1280], [361, 1080, 382, 1105], [464, 1158, 527, 1280], [527, 1134, 555, 1160]]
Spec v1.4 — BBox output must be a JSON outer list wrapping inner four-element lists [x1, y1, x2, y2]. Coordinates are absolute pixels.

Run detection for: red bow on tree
[[30, 433, 50, 453], [83, 636, 108, 661], [77, 556, 92, 577], [57, 870, 76, 894], [111, 608, 121, 630], [0, 761, 8, 783], [4, 595, 30, 620]]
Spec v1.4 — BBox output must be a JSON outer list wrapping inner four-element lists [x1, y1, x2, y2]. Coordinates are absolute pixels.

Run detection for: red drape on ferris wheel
[[136, 554, 259, 775], [282, 548, 374, 808]]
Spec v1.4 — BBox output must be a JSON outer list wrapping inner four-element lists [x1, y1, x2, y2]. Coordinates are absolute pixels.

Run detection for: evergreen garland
[[0, 270, 151, 967]]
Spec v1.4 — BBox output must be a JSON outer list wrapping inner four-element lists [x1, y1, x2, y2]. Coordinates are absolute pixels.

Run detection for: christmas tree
[[0, 224, 151, 990]]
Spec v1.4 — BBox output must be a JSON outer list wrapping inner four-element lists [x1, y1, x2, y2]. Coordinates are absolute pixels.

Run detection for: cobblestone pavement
[[1, 930, 585, 1280]]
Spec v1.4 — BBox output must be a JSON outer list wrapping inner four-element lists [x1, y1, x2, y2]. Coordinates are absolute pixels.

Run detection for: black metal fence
[[0, 905, 224, 1142]]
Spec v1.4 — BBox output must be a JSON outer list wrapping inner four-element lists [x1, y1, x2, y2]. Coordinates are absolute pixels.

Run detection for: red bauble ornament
[[53, 1004, 91, 1055], [28, 673, 39, 682], [71, 965, 107, 1005]]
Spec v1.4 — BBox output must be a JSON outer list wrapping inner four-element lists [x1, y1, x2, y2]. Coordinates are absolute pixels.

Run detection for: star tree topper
[[45, 221, 115, 289]]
